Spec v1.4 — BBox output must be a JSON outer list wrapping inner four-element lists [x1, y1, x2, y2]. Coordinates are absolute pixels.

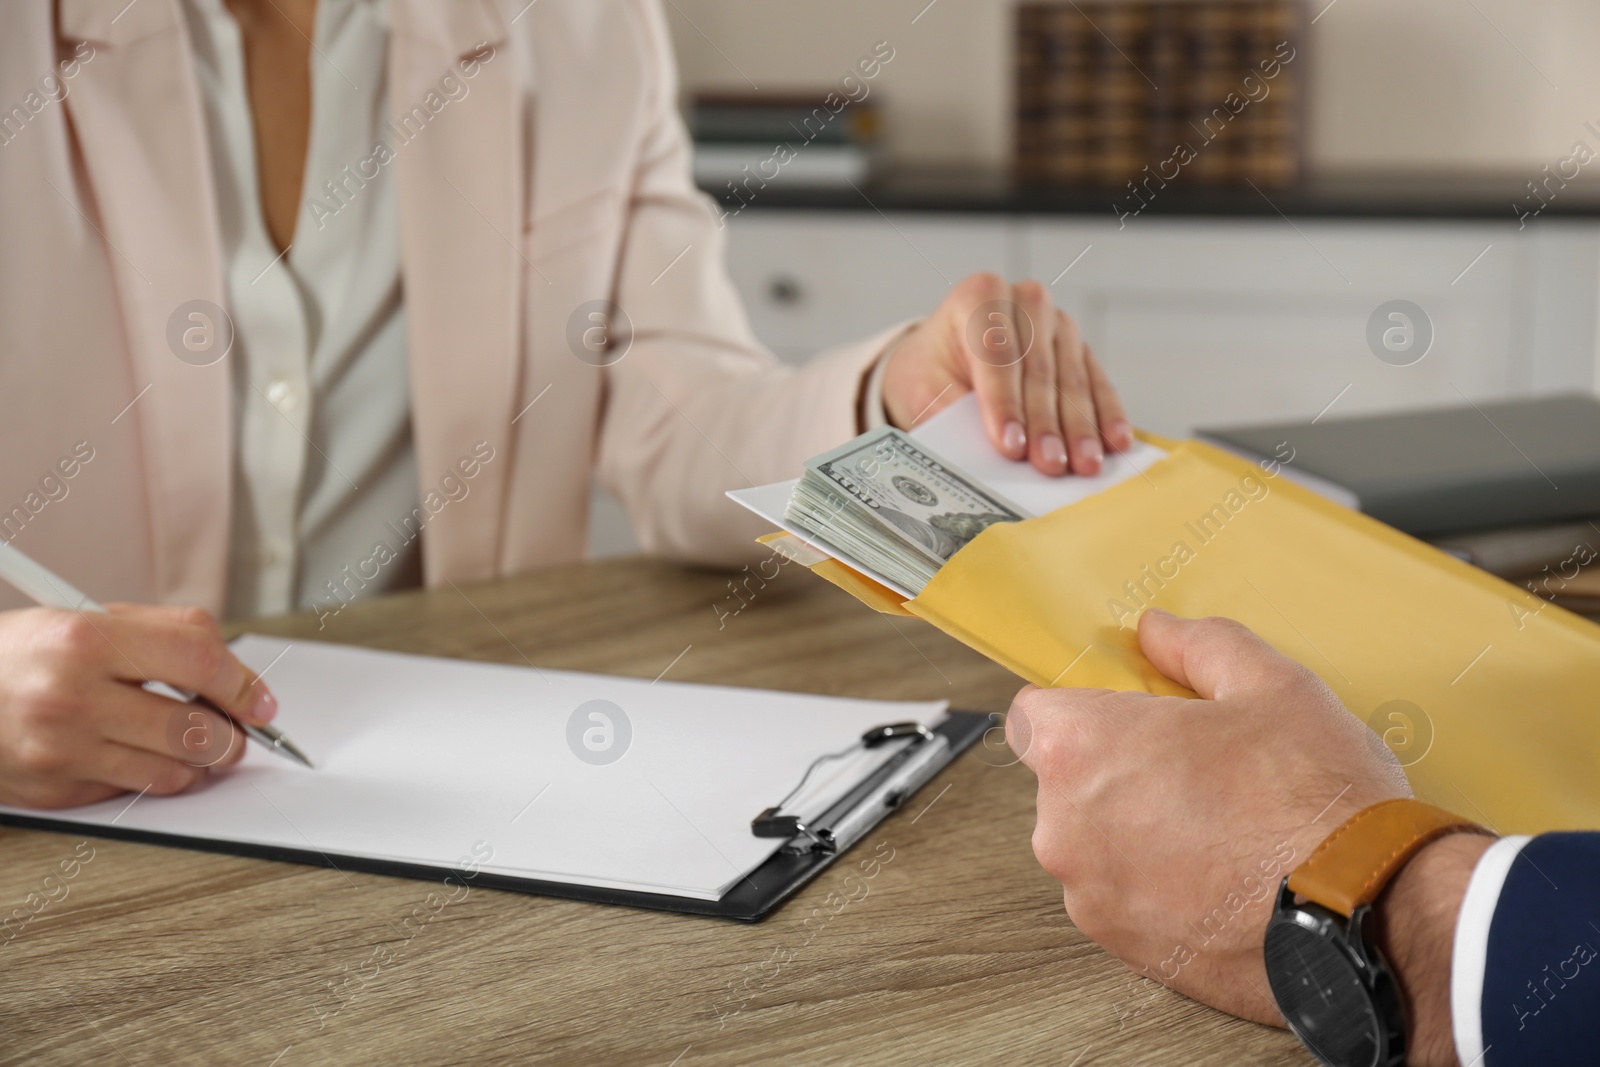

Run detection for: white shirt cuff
[[1452, 834, 1533, 1067], [860, 348, 892, 431]]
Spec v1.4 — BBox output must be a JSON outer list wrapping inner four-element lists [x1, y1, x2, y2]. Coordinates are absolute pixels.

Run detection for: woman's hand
[[881, 273, 1133, 476], [0, 604, 277, 809]]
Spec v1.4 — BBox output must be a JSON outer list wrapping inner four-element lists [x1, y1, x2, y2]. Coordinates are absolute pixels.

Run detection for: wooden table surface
[[0, 557, 1307, 1066]]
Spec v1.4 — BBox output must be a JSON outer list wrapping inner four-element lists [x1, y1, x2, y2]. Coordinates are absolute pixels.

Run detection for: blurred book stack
[[1429, 519, 1600, 579], [1015, 0, 1303, 188], [690, 92, 883, 190], [1431, 519, 1600, 620], [1525, 567, 1600, 618]]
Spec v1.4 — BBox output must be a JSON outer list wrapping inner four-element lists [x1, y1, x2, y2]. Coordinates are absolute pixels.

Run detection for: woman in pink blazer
[[0, 0, 1129, 807]]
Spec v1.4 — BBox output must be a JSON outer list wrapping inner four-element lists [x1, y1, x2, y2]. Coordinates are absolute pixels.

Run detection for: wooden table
[[0, 558, 1305, 1066]]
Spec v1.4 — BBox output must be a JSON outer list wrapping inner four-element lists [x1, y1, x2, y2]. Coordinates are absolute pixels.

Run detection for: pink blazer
[[0, 0, 898, 614]]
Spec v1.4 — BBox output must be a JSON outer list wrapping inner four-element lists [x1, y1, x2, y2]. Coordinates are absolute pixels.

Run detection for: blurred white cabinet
[[1029, 219, 1524, 436], [722, 211, 1600, 437], [721, 212, 1017, 361], [1030, 219, 1600, 436]]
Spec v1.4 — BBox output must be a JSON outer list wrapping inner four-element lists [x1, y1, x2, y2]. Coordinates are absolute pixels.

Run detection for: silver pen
[[0, 539, 313, 769]]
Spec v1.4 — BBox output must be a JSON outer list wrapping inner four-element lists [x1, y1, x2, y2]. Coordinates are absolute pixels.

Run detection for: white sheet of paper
[[0, 637, 947, 901], [911, 394, 1167, 517]]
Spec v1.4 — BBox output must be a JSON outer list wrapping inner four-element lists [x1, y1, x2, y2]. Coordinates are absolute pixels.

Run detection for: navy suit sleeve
[[1481, 832, 1600, 1065]]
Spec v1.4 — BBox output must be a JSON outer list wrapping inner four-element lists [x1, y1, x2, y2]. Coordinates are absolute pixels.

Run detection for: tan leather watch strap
[[1287, 797, 1489, 916]]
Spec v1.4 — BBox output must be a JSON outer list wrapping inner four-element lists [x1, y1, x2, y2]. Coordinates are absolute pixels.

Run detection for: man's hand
[[0, 604, 277, 809], [1005, 610, 1411, 1025], [881, 273, 1132, 476]]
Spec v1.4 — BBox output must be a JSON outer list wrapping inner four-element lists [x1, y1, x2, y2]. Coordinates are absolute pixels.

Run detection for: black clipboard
[[0, 710, 992, 922]]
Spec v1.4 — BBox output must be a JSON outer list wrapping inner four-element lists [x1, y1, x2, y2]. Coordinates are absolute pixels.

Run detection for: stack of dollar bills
[[785, 426, 1027, 595]]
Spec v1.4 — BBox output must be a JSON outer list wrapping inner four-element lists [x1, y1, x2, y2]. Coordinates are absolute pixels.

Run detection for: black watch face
[[1265, 914, 1382, 1067]]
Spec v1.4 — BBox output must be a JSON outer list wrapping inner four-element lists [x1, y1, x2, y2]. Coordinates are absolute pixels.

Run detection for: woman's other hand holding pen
[[0, 604, 278, 808]]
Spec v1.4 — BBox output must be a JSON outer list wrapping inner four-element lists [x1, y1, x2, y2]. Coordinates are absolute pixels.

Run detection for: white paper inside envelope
[[909, 394, 1166, 517]]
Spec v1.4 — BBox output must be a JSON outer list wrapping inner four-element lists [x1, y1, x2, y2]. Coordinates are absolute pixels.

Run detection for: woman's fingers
[[1012, 281, 1068, 475], [91, 682, 245, 771], [960, 276, 1031, 460], [1050, 310, 1104, 474], [1085, 342, 1134, 452], [79, 739, 210, 797], [87, 611, 276, 725], [874, 270, 1134, 476]]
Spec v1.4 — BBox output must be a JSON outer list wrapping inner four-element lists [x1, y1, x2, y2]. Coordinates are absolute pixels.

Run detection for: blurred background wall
[[664, 0, 1600, 176]]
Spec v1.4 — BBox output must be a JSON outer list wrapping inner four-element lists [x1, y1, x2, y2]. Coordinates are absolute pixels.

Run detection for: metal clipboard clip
[[750, 721, 947, 855]]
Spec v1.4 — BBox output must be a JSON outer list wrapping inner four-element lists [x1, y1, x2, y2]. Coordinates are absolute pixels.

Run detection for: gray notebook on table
[[1199, 393, 1600, 537]]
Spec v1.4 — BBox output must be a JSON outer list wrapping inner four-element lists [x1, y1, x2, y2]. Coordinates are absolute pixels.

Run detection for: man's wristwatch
[[1264, 797, 1488, 1067]]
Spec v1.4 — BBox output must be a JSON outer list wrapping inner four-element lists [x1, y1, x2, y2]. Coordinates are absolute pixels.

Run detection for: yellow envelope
[[770, 439, 1600, 834]]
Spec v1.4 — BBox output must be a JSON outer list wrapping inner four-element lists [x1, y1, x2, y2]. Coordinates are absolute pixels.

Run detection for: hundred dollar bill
[[785, 427, 1027, 594]]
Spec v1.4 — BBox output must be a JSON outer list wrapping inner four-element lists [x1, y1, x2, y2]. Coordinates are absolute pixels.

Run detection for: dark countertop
[[702, 168, 1600, 222]]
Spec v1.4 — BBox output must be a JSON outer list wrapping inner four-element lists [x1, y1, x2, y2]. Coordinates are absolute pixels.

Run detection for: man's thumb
[[1136, 609, 1295, 701]]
